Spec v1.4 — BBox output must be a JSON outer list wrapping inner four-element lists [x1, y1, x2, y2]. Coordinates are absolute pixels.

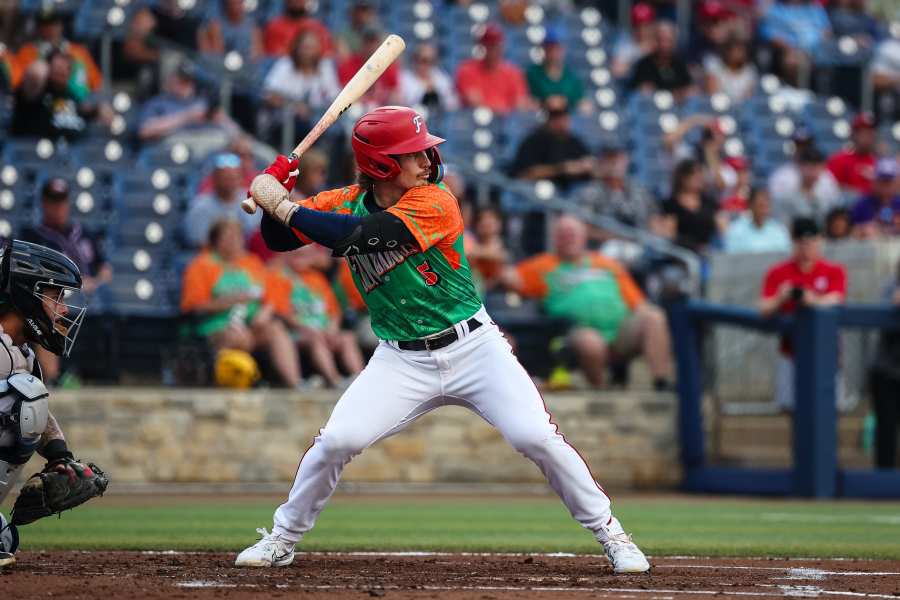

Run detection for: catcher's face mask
[[34, 284, 86, 358]]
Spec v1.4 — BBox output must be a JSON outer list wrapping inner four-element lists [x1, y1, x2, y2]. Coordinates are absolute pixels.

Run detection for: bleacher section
[[2, 1, 899, 381]]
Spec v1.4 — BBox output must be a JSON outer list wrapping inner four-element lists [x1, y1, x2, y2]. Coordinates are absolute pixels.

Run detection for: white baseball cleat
[[599, 517, 650, 574], [0, 551, 15, 568], [234, 528, 295, 567]]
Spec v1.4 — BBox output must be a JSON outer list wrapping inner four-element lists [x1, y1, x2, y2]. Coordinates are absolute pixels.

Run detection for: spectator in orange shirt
[[263, 0, 333, 58], [180, 219, 302, 388], [14, 8, 103, 99], [467, 206, 509, 290], [337, 26, 400, 108], [502, 216, 673, 389], [455, 23, 531, 114], [269, 246, 364, 387]]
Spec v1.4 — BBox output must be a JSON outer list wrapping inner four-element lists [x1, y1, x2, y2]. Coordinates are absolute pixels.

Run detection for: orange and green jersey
[[515, 253, 644, 341], [289, 183, 482, 340], [180, 251, 275, 337], [334, 260, 367, 313]]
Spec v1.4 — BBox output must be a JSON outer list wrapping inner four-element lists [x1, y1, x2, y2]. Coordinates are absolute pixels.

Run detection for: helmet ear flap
[[426, 147, 443, 184]]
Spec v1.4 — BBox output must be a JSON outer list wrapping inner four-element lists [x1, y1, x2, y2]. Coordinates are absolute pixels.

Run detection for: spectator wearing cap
[[399, 43, 460, 112], [573, 141, 657, 230], [688, 0, 740, 65], [627, 21, 695, 99], [826, 112, 879, 196], [199, 0, 263, 64], [703, 36, 757, 103], [771, 146, 843, 225], [263, 29, 341, 145], [509, 96, 594, 191], [612, 3, 657, 79], [20, 178, 113, 383], [338, 26, 400, 108], [525, 29, 587, 112], [723, 187, 792, 254], [850, 158, 900, 238], [760, 217, 847, 412], [335, 0, 380, 60], [184, 153, 261, 248], [137, 64, 239, 146], [455, 23, 531, 114], [263, 0, 332, 58], [197, 135, 258, 195], [13, 7, 102, 100], [11, 50, 112, 139]]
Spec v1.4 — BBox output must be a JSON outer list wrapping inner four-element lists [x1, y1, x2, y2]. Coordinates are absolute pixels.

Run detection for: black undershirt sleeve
[[260, 213, 305, 251]]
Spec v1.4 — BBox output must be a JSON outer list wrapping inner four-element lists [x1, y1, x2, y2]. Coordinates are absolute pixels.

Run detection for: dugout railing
[[667, 299, 900, 499]]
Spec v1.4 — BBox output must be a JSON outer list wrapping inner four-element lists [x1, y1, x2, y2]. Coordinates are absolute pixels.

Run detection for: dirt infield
[[3, 552, 900, 599]]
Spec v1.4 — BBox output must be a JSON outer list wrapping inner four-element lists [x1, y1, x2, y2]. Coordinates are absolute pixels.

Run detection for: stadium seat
[[107, 273, 175, 317]]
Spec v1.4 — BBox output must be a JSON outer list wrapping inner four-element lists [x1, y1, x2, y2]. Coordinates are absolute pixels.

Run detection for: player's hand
[[263, 154, 301, 194]]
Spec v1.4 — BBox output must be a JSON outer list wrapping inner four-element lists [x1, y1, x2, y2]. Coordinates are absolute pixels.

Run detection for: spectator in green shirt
[[525, 29, 588, 113]]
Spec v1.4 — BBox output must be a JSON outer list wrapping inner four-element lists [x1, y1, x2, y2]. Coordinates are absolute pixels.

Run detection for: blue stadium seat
[[115, 216, 176, 249], [106, 273, 175, 317], [2, 139, 70, 179]]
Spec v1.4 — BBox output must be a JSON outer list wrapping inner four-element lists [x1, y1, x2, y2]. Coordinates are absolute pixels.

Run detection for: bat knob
[[241, 197, 258, 214]]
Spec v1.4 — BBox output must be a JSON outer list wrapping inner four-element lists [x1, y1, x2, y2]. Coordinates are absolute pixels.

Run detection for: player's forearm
[[38, 413, 70, 461]]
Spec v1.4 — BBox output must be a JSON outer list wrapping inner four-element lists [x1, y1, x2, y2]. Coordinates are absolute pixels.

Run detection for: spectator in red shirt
[[455, 23, 531, 114], [760, 217, 847, 412], [263, 0, 333, 57], [337, 26, 400, 108], [826, 112, 879, 196]]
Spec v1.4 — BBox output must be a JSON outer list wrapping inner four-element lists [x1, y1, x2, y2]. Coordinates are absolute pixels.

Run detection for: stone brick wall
[[27, 388, 679, 490]]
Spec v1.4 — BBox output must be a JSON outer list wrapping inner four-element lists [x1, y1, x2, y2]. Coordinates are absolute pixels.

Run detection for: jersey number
[[416, 261, 440, 286]]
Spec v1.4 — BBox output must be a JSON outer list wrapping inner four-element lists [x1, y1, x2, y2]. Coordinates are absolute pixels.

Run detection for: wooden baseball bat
[[242, 33, 407, 214]]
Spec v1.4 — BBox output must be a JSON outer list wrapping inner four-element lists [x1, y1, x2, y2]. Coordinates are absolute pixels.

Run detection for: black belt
[[397, 318, 482, 351]]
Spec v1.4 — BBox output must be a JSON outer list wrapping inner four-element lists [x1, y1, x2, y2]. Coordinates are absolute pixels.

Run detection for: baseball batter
[[237, 106, 649, 573]]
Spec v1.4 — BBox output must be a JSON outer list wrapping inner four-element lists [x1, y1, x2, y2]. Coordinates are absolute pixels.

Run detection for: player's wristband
[[40, 439, 72, 462]]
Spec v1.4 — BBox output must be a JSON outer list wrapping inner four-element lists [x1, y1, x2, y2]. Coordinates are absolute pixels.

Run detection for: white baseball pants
[[272, 307, 613, 543]]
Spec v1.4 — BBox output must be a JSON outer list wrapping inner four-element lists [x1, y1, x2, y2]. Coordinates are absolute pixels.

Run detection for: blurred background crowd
[[0, 0, 898, 403]]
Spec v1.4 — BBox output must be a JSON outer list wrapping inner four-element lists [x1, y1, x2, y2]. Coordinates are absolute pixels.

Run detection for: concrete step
[[715, 415, 872, 469]]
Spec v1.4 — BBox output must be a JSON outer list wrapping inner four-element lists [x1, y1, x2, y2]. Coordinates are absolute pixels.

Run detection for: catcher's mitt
[[11, 458, 109, 526]]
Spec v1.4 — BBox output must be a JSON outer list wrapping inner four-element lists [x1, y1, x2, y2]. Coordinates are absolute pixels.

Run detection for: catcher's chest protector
[[0, 373, 50, 483]]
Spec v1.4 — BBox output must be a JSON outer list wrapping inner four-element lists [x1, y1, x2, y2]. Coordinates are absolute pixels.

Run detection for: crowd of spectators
[[1, 0, 899, 393]]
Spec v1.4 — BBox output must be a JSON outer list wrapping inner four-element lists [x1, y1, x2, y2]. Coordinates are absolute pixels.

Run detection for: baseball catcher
[[0, 240, 108, 567]]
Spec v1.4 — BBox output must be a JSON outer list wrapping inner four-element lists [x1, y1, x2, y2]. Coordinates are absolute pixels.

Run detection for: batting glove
[[264, 154, 301, 193], [250, 154, 301, 226]]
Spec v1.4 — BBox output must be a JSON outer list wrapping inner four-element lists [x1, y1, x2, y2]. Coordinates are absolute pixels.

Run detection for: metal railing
[[451, 163, 703, 296]]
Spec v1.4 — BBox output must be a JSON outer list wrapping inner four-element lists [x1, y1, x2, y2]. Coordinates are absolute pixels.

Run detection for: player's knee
[[318, 429, 369, 462], [508, 431, 552, 458]]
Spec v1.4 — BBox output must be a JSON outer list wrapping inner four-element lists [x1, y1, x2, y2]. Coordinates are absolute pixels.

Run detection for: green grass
[[8, 494, 900, 559]]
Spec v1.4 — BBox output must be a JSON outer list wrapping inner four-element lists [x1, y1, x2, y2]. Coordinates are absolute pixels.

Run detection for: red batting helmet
[[351, 106, 445, 182]]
